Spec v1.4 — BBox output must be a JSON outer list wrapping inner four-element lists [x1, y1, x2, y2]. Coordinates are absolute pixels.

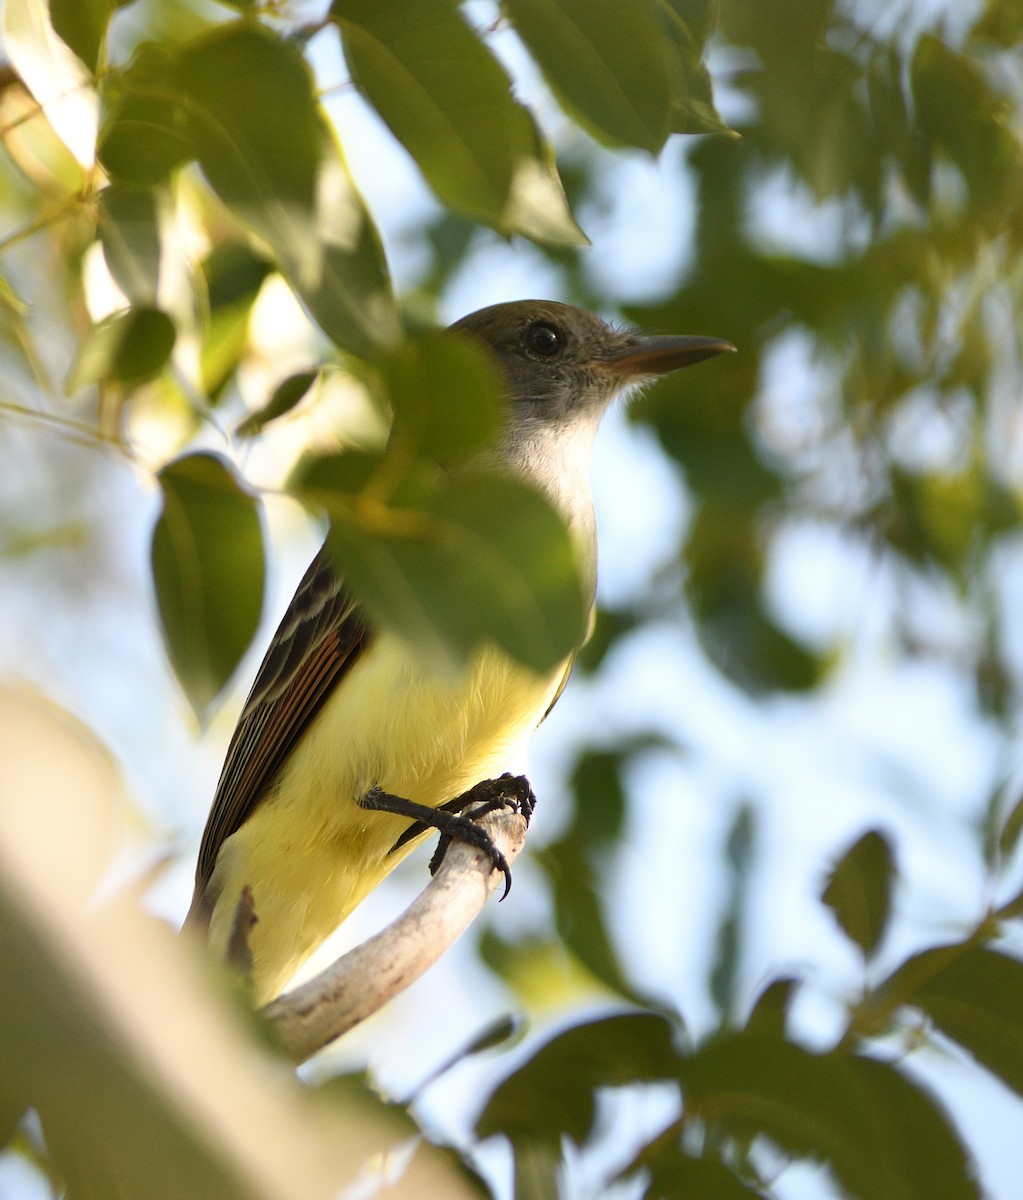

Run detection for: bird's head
[[451, 299, 734, 433]]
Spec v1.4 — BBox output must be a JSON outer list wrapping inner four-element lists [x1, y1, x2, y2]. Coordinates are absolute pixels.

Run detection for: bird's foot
[[364, 774, 536, 899]]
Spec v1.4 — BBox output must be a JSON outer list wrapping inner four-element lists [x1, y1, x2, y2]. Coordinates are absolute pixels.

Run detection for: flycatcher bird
[[185, 300, 733, 1003]]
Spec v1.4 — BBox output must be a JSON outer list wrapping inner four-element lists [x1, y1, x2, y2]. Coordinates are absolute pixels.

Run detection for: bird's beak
[[606, 334, 736, 380]]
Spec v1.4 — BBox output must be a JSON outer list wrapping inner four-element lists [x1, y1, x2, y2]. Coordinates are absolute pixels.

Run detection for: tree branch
[[263, 805, 528, 1064]]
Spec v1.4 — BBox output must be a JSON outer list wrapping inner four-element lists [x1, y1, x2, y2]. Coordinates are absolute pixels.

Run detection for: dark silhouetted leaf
[[237, 371, 318, 438], [151, 453, 265, 723], [821, 829, 896, 958], [911, 35, 1018, 214], [680, 1034, 978, 1200], [537, 834, 633, 997], [49, 0, 115, 71], [97, 184, 161, 305], [882, 943, 1023, 1101], [66, 307, 175, 393], [333, 0, 584, 245], [744, 976, 798, 1040], [637, 1149, 767, 1199], [998, 791, 1023, 861], [477, 1013, 679, 1146]]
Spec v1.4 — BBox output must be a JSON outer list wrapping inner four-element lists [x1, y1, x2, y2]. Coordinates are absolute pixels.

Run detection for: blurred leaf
[[537, 834, 633, 997], [300, 460, 589, 672], [383, 330, 505, 459], [575, 604, 639, 673], [680, 1034, 978, 1199], [867, 46, 931, 209], [880, 943, 1023, 1101], [151, 452, 265, 723], [505, 0, 678, 152], [911, 35, 1019, 214], [98, 48, 193, 185], [333, 0, 585, 245], [410, 1015, 526, 1098], [569, 748, 627, 841], [998, 791, 1023, 861], [686, 509, 821, 693], [97, 184, 162, 305], [66, 306, 176, 393], [237, 370, 318, 437], [821, 829, 895, 959], [658, 0, 737, 137], [200, 242, 272, 401], [477, 1013, 679, 1146], [174, 23, 398, 358], [48, 0, 115, 70], [635, 1147, 768, 1199], [709, 803, 755, 1017], [3, 0, 98, 167], [744, 976, 798, 1040], [0, 686, 422, 1200]]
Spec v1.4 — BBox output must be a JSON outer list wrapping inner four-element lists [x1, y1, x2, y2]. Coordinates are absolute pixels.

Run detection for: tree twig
[[263, 805, 528, 1064]]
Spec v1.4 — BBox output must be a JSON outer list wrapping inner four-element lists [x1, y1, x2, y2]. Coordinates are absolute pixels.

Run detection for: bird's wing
[[188, 544, 371, 927]]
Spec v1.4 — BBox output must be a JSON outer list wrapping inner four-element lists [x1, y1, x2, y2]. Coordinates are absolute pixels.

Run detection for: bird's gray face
[[451, 299, 734, 433]]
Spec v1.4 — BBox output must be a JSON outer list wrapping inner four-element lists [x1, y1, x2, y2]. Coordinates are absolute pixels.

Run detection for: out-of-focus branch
[[263, 806, 528, 1064]]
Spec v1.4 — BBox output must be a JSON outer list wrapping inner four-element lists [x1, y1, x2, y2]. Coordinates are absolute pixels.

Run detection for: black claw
[[362, 775, 537, 898]]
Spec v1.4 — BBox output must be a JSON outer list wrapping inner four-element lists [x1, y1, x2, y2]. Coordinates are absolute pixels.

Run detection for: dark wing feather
[[186, 543, 371, 930]]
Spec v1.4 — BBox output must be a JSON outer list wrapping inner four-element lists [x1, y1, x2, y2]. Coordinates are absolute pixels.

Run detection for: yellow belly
[[207, 633, 565, 1002]]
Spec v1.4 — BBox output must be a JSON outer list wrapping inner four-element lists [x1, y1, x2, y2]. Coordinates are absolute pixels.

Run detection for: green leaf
[[911, 35, 1018, 214], [821, 829, 896, 958], [48, 0, 115, 70], [98, 48, 193, 186], [382, 330, 504, 459], [998, 791, 1023, 860], [298, 458, 589, 672], [97, 185, 162, 305], [173, 23, 398, 358], [151, 453, 265, 723], [883, 944, 1023, 1101], [477, 1013, 679, 1146], [3, 0, 98, 167], [680, 1034, 978, 1200], [637, 1151, 768, 1199], [66, 307, 176, 393], [333, 0, 585, 245], [200, 242, 272, 402], [537, 834, 633, 997], [237, 371, 319, 438], [744, 976, 797, 1040], [505, 0, 677, 152]]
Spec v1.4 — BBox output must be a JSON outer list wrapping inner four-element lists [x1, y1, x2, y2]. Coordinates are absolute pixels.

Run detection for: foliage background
[[2, 0, 1023, 1197]]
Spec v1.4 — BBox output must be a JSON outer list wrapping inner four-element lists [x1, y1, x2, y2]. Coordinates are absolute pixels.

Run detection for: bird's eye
[[524, 321, 563, 359]]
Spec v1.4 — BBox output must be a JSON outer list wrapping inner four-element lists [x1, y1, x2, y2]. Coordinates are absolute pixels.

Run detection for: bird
[[184, 300, 733, 1003]]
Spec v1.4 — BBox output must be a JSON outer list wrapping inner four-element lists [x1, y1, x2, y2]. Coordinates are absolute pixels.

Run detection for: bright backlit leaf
[[3, 0, 98, 167], [173, 24, 398, 358], [333, 0, 585, 245], [504, 0, 680, 152], [97, 185, 162, 305]]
